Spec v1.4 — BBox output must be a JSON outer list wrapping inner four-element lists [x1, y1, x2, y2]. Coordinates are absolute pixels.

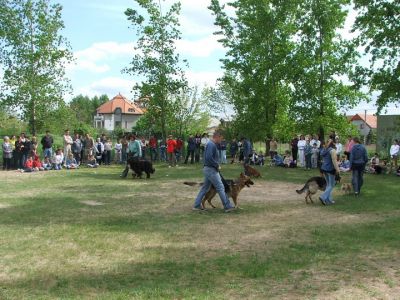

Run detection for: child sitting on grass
[[66, 153, 79, 169], [283, 150, 296, 168], [339, 155, 350, 172], [273, 153, 285, 167], [21, 155, 34, 172], [42, 156, 53, 171], [52, 149, 64, 170], [87, 154, 99, 168], [32, 154, 44, 171]]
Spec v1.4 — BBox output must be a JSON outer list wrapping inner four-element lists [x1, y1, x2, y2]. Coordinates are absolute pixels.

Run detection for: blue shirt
[[204, 140, 219, 170], [321, 147, 335, 173], [350, 144, 368, 167]]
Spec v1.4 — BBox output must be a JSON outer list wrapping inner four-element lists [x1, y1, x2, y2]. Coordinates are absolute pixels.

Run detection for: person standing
[[192, 131, 235, 212], [200, 133, 209, 159], [121, 136, 128, 164], [229, 138, 238, 164], [2, 136, 13, 171], [350, 137, 369, 196], [159, 139, 166, 162], [149, 135, 158, 162], [195, 134, 202, 162], [94, 138, 104, 165], [103, 139, 113, 165], [269, 138, 278, 159], [241, 137, 252, 165], [84, 133, 95, 162], [167, 135, 177, 167], [72, 133, 82, 165], [40, 130, 54, 159], [184, 135, 196, 164], [121, 135, 142, 178], [344, 136, 354, 160], [175, 137, 183, 162], [9, 135, 16, 169], [115, 139, 123, 164], [319, 139, 340, 205], [220, 137, 227, 164], [335, 137, 343, 160], [390, 139, 399, 170], [291, 135, 299, 165], [304, 139, 313, 170], [63, 129, 73, 163], [297, 135, 306, 167]]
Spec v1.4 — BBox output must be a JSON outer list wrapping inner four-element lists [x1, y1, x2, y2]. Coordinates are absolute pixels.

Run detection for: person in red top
[[167, 135, 177, 167], [32, 154, 44, 171], [149, 135, 158, 162], [22, 155, 34, 172], [175, 137, 183, 162]]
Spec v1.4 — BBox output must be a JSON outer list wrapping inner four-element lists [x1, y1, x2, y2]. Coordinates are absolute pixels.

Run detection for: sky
[[59, 0, 399, 116]]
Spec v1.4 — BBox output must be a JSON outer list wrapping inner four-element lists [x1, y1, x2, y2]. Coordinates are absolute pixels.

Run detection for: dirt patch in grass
[[80, 201, 105, 206], [0, 203, 11, 209]]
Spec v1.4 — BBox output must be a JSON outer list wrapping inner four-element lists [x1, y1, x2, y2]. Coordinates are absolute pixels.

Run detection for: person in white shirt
[[390, 139, 399, 168], [63, 129, 73, 163], [115, 139, 122, 164], [297, 135, 306, 167], [335, 137, 343, 160]]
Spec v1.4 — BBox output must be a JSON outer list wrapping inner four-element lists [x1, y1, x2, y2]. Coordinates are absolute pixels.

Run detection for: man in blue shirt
[[349, 136, 368, 196], [193, 131, 235, 212]]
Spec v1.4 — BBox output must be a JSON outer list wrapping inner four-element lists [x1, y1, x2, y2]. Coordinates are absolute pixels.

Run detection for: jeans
[[175, 150, 182, 162], [184, 150, 195, 164], [160, 148, 166, 162], [3, 157, 12, 170], [150, 148, 158, 161], [320, 172, 336, 204], [121, 149, 127, 163], [305, 154, 312, 169], [220, 150, 227, 164], [43, 148, 52, 158], [352, 165, 365, 193], [193, 167, 233, 209], [168, 152, 176, 166], [73, 152, 81, 165]]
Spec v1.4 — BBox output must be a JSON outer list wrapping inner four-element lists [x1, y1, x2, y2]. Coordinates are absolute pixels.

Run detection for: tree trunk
[[318, 21, 325, 141]]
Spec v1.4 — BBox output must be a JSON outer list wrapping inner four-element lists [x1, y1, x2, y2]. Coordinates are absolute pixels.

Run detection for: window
[[128, 108, 135, 113], [125, 121, 128, 129], [115, 121, 121, 128]]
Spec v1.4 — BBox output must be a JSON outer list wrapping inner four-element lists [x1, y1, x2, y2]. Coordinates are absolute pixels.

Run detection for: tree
[[124, 0, 187, 139], [0, 0, 73, 135], [352, 0, 400, 112], [289, 0, 363, 140], [69, 94, 109, 125], [209, 0, 299, 141]]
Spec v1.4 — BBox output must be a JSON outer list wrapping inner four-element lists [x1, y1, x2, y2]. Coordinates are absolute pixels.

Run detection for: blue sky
[[58, 0, 398, 115]]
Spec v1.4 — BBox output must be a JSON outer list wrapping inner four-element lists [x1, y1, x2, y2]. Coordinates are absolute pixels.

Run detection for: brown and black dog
[[184, 173, 254, 208], [244, 164, 262, 178]]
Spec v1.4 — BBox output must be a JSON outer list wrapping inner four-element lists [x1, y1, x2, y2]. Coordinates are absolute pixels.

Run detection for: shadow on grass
[[1, 217, 399, 299]]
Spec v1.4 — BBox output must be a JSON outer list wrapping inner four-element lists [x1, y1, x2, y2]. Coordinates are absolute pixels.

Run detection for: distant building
[[348, 114, 377, 140], [94, 94, 144, 131]]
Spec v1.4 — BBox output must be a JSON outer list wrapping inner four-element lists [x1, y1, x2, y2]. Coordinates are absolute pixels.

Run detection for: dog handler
[[319, 139, 340, 205], [193, 131, 236, 213], [120, 135, 142, 178]]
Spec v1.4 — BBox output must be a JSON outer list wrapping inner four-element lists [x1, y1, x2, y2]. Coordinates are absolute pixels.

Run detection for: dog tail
[[296, 184, 307, 194]]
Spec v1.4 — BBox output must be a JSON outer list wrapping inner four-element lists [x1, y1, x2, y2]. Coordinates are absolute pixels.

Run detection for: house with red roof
[[94, 93, 144, 131], [348, 114, 377, 139]]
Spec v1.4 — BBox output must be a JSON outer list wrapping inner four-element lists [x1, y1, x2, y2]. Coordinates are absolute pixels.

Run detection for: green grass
[[0, 163, 399, 299]]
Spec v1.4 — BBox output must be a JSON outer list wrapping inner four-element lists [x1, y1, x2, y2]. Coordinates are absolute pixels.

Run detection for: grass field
[[0, 163, 399, 299]]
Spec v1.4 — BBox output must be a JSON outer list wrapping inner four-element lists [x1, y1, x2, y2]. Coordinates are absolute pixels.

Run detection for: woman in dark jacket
[[319, 139, 340, 205]]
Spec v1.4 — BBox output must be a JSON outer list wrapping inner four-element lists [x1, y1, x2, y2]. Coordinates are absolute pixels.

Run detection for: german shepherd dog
[[296, 174, 341, 204], [184, 173, 254, 208], [244, 164, 262, 178], [296, 176, 327, 204]]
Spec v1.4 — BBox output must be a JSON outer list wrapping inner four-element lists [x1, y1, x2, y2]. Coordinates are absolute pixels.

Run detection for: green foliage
[[0, 108, 27, 136], [69, 94, 109, 125], [352, 0, 400, 112], [289, 0, 364, 139], [0, 0, 73, 135], [124, 0, 188, 139], [209, 0, 298, 141]]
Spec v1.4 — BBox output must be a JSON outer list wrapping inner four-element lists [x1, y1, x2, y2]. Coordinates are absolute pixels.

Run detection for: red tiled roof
[[96, 94, 144, 115], [350, 114, 377, 129]]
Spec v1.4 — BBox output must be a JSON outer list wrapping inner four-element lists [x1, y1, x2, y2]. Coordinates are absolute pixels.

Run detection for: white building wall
[[95, 114, 142, 131]]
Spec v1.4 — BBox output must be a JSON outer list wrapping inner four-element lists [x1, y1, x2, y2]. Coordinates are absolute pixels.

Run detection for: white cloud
[[176, 35, 223, 58], [74, 77, 135, 99], [67, 42, 135, 74], [186, 70, 222, 87]]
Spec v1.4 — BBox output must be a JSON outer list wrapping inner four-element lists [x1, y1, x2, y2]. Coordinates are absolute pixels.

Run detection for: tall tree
[[124, 0, 187, 139], [352, 0, 400, 112], [69, 94, 109, 125], [290, 0, 362, 139], [209, 0, 299, 141], [0, 0, 72, 135]]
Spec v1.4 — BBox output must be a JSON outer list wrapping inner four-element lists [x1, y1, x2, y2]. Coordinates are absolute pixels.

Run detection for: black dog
[[120, 158, 155, 179], [129, 159, 155, 179]]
